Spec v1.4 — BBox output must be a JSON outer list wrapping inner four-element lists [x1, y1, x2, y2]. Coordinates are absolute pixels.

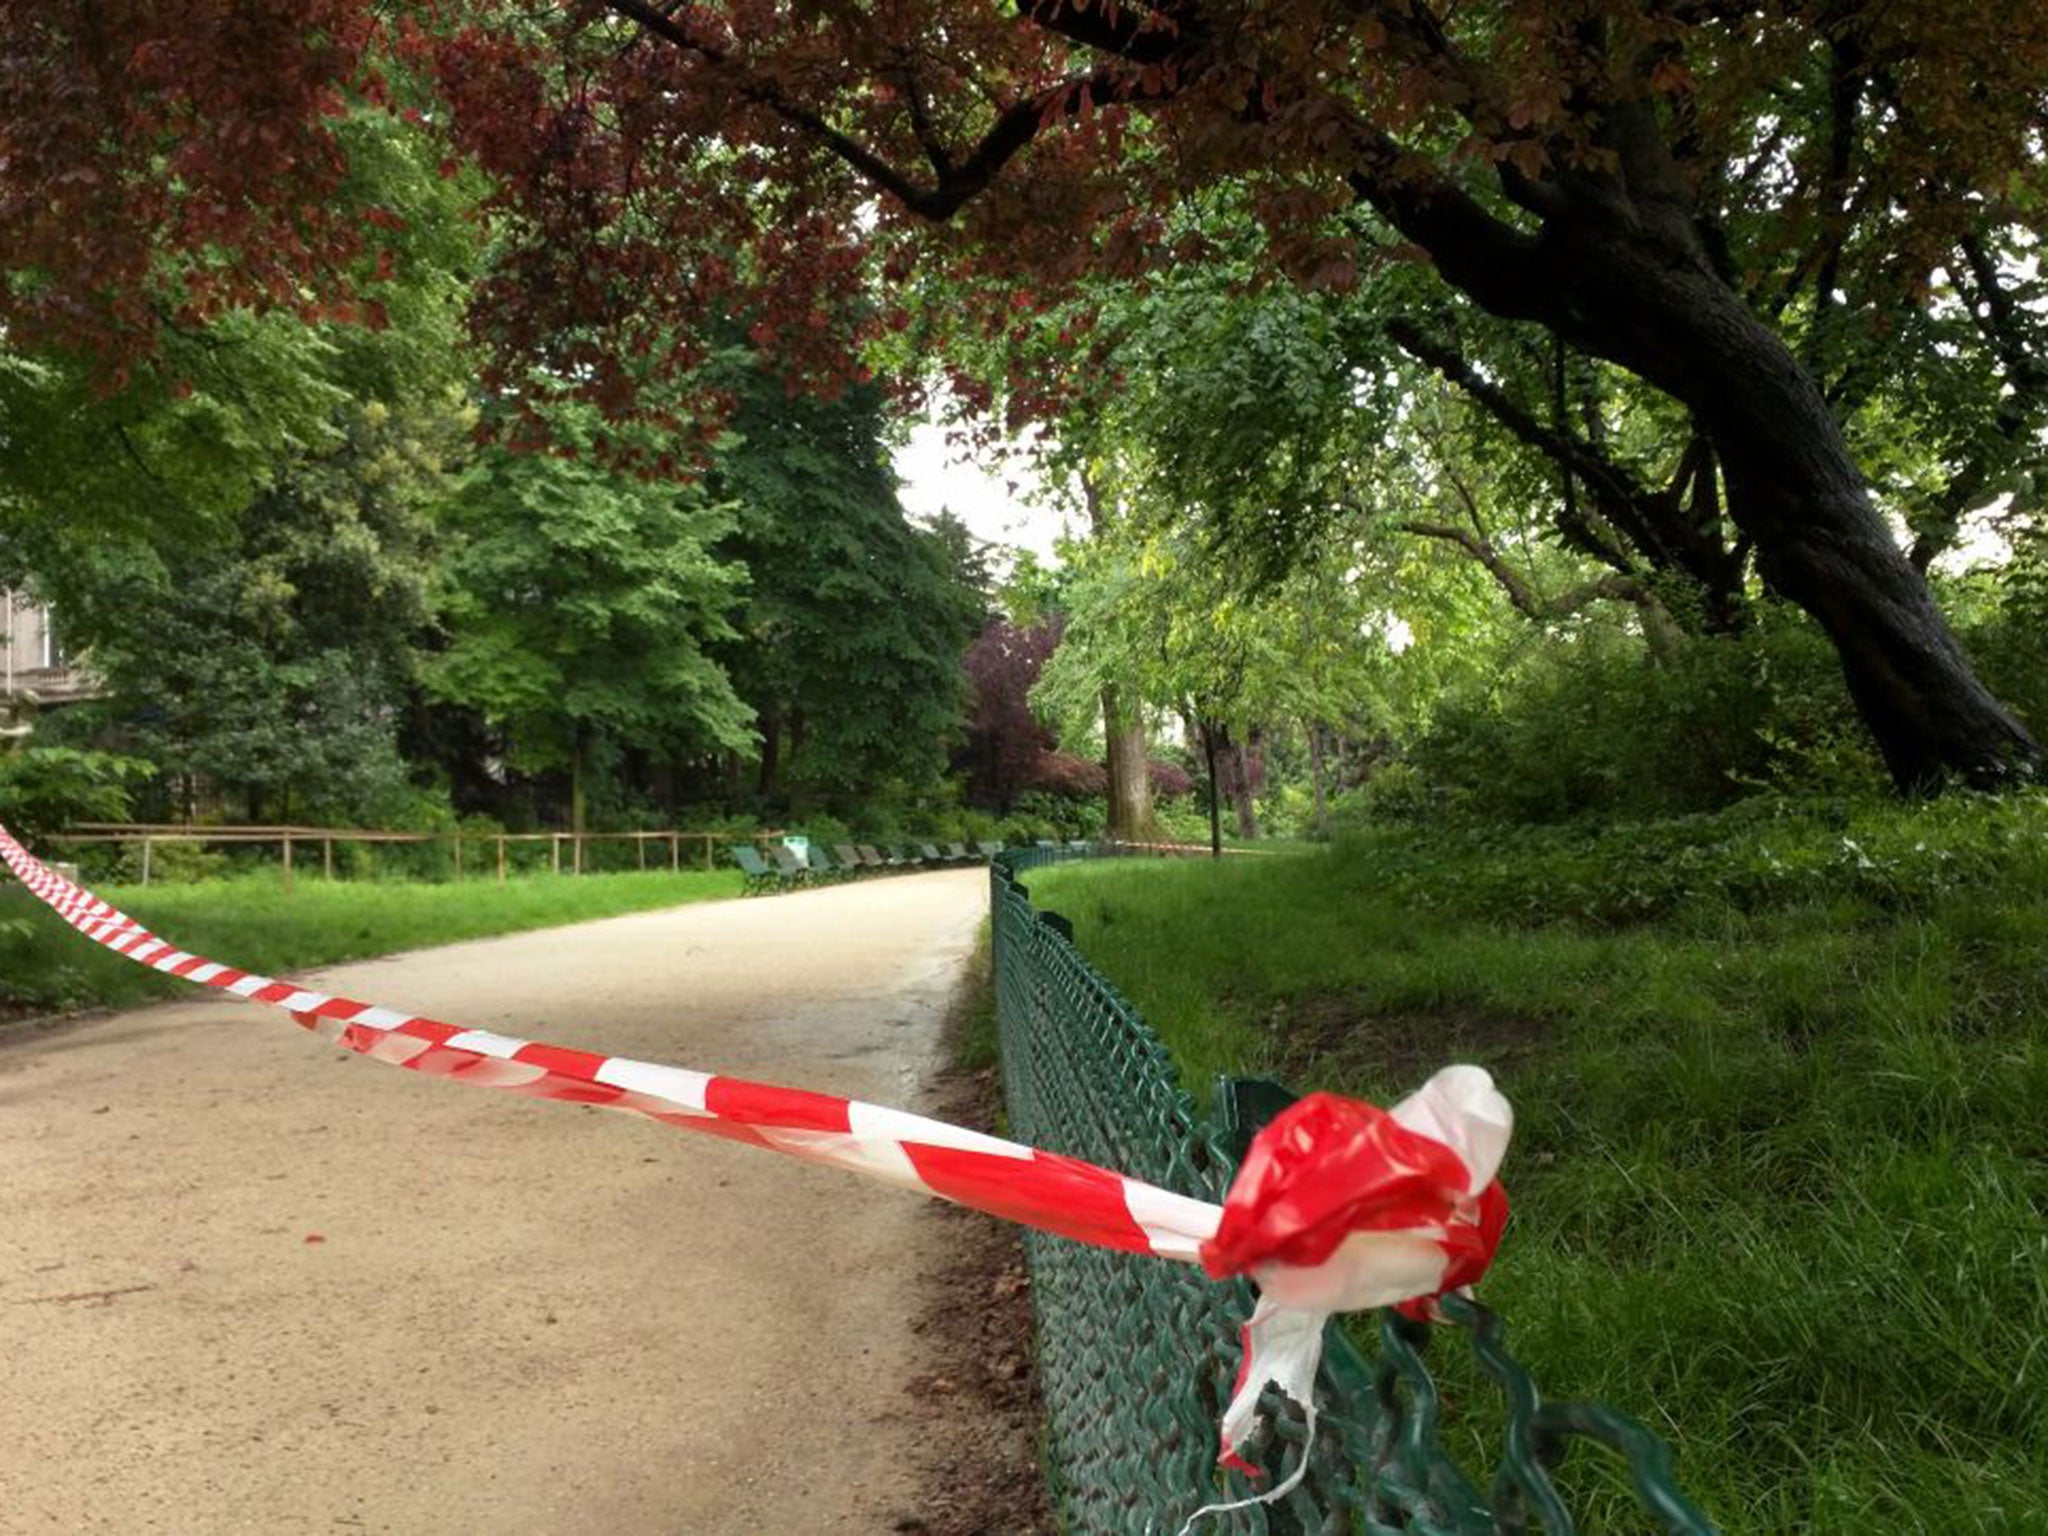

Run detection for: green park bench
[[729, 845, 780, 895]]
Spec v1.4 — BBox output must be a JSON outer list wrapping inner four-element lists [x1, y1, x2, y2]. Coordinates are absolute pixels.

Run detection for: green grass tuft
[[0, 868, 745, 1016], [1028, 798, 2048, 1534], [951, 921, 1000, 1073]]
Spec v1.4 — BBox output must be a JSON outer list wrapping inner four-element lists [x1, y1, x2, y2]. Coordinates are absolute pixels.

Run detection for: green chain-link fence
[[991, 847, 1717, 1536]]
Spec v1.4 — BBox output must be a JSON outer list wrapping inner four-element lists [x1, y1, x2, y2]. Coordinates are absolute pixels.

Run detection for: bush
[[1333, 789, 2048, 929], [1032, 751, 1109, 797], [114, 837, 231, 885], [1146, 758, 1194, 798], [1153, 799, 1216, 844], [0, 746, 154, 841], [794, 812, 854, 850], [1330, 761, 1438, 828], [1008, 790, 1104, 840], [1403, 604, 1885, 823]]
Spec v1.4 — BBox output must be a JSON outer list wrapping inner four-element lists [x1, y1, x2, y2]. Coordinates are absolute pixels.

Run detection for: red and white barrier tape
[[0, 825, 1510, 1511]]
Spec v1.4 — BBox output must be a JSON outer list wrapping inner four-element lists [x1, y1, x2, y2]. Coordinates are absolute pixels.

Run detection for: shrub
[[1009, 790, 1105, 840], [1146, 758, 1195, 798], [1032, 751, 1109, 798], [1333, 790, 2048, 929], [0, 746, 154, 842], [1404, 604, 1884, 823]]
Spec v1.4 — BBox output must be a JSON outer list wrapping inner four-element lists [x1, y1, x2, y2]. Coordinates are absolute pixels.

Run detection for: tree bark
[[1576, 252, 2036, 789], [1200, 720, 1222, 859], [755, 703, 781, 799], [1101, 683, 1155, 841], [1228, 736, 1260, 840], [1206, 723, 1261, 840], [1309, 726, 1328, 839], [1364, 122, 2041, 792], [569, 725, 588, 875], [1081, 469, 1158, 841]]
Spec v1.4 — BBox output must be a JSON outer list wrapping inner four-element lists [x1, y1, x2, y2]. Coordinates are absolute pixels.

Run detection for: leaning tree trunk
[[1101, 682, 1156, 842], [1639, 278, 2038, 791], [1369, 102, 2041, 793]]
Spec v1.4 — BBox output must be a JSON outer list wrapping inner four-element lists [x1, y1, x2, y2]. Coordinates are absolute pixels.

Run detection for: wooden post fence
[[47, 824, 783, 888]]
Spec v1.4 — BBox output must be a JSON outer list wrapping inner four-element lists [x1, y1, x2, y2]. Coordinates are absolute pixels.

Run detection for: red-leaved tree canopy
[[3, 1, 2044, 789]]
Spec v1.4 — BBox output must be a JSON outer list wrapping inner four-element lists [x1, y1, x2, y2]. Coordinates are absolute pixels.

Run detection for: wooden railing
[[54, 823, 783, 888]]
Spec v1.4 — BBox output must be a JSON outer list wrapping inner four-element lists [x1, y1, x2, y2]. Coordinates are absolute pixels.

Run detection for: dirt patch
[[1267, 990, 1550, 1090], [888, 1006, 1054, 1535]]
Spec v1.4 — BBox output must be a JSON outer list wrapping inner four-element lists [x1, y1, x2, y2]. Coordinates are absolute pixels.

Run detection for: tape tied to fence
[[0, 824, 1511, 1508]]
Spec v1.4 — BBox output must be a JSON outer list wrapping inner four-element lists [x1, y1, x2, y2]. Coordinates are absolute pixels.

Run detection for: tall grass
[[1028, 797, 2048, 1534], [0, 867, 744, 1015]]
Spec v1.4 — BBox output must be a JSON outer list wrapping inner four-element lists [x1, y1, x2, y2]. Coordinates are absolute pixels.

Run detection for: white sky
[[893, 416, 1070, 565]]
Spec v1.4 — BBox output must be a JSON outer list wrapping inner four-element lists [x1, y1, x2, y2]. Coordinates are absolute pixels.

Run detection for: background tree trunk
[[1101, 683, 1155, 841], [1200, 721, 1222, 859], [569, 726, 589, 875], [1208, 724, 1260, 839], [1227, 739, 1260, 840], [1309, 726, 1328, 838], [755, 703, 781, 798]]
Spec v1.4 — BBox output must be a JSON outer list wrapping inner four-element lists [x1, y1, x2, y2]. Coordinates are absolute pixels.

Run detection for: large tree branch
[[1803, 34, 1866, 356], [1393, 318, 1748, 624], [1956, 232, 2048, 398], [1400, 517, 1673, 642], [1347, 158, 1548, 319], [601, 0, 1170, 219], [1018, 0, 1192, 64], [1388, 318, 1660, 535], [1906, 232, 2048, 570]]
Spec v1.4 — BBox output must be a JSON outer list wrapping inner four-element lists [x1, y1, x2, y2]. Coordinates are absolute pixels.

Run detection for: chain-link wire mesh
[[991, 849, 1716, 1536]]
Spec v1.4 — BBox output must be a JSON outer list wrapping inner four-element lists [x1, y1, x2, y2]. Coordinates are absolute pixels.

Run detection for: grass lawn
[[0, 867, 745, 1016], [1026, 797, 2048, 1535]]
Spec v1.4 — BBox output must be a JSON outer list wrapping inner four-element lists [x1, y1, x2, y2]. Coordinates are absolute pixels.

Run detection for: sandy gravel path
[[0, 868, 989, 1535]]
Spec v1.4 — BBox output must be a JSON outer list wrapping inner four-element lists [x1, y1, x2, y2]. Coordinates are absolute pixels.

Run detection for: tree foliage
[[69, 391, 465, 821], [16, 0, 2041, 787], [709, 369, 986, 798], [424, 398, 753, 820], [959, 616, 1062, 813]]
